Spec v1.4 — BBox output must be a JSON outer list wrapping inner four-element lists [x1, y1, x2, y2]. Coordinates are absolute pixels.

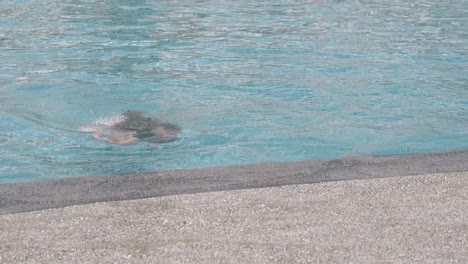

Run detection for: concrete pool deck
[[1, 151, 468, 263]]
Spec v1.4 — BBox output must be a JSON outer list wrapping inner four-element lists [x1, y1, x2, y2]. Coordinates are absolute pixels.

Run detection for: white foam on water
[[94, 115, 126, 127]]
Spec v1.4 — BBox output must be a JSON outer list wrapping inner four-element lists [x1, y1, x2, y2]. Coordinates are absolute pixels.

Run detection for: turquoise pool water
[[1, 0, 467, 184]]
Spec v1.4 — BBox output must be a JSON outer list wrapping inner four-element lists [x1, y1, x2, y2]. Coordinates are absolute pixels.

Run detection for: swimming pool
[[1, 0, 467, 184]]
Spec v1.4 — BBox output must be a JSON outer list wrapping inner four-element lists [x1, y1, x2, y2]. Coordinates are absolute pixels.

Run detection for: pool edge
[[1, 150, 468, 214]]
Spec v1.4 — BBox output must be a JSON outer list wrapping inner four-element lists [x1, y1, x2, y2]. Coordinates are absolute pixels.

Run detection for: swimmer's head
[[135, 123, 181, 143], [122, 110, 145, 120], [114, 111, 154, 131]]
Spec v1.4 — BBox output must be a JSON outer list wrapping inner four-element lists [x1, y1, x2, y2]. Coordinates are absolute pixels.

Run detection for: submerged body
[[79, 111, 181, 145]]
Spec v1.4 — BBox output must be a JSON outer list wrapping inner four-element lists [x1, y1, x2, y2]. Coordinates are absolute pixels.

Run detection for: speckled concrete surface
[[1, 171, 467, 263]]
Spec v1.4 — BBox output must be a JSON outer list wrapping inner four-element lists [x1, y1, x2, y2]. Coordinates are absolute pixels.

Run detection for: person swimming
[[79, 111, 181, 145]]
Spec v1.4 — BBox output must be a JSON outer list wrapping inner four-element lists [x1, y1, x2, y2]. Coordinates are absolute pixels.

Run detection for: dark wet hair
[[116, 111, 181, 143], [114, 111, 157, 131], [136, 123, 181, 143]]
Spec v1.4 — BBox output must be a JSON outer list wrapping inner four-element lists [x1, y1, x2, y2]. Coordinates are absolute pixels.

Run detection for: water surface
[[1, 0, 467, 183]]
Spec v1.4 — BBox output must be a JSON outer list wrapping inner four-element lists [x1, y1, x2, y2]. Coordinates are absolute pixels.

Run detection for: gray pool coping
[[1, 150, 468, 214]]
